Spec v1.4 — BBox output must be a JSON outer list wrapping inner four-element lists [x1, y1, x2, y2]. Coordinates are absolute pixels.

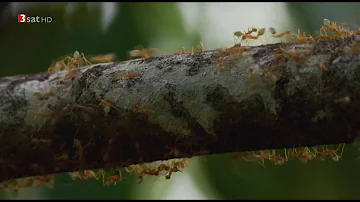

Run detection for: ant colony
[[232, 144, 345, 167]]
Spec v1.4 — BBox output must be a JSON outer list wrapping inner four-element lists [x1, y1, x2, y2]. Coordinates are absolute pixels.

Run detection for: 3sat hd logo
[[18, 14, 53, 23]]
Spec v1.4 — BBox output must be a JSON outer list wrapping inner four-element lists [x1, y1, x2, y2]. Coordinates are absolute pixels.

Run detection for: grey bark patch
[[212, 94, 269, 151], [353, 63, 360, 81], [252, 48, 267, 59], [252, 44, 278, 59], [185, 54, 211, 76], [273, 76, 290, 113], [124, 76, 143, 90], [0, 89, 28, 123], [205, 84, 232, 111], [74, 65, 109, 103], [312, 37, 355, 55], [164, 83, 190, 118], [76, 65, 105, 89], [186, 62, 201, 76], [144, 55, 166, 64], [1, 72, 49, 92]]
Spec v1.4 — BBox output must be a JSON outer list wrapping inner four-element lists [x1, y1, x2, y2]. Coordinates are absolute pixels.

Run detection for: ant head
[[323, 18, 331, 26], [73, 51, 80, 59], [269, 27, 276, 35], [258, 28, 266, 35], [233, 31, 243, 37]]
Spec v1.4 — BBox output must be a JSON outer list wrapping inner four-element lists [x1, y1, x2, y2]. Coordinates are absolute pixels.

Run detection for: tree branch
[[1, 36, 360, 182]]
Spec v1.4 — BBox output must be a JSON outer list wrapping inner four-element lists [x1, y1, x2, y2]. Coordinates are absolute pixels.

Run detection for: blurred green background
[[1, 2, 360, 199]]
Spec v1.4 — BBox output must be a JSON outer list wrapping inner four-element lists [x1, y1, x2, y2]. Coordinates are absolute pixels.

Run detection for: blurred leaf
[[48, 172, 136, 199], [0, 2, 190, 77], [201, 146, 360, 199], [287, 2, 360, 36], [286, 3, 314, 34], [0, 2, 9, 16]]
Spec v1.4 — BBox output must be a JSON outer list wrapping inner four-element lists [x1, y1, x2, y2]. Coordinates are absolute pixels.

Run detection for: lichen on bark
[[1, 35, 360, 182]]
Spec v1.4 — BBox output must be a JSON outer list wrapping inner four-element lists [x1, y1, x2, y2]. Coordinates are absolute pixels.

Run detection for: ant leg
[[339, 143, 345, 157], [329, 144, 342, 162], [64, 64, 72, 74], [270, 35, 275, 44], [48, 67, 55, 74], [258, 37, 264, 45], [272, 149, 276, 157], [62, 57, 72, 70], [263, 35, 269, 44], [251, 39, 258, 46], [257, 158, 265, 167], [81, 53, 92, 65], [60, 59, 69, 71], [312, 146, 318, 154], [322, 145, 327, 153], [320, 27, 327, 37], [95, 169, 103, 180], [292, 148, 297, 157], [334, 143, 342, 153]]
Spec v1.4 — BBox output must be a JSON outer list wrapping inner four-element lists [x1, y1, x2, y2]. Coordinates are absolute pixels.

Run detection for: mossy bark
[[1, 36, 360, 182]]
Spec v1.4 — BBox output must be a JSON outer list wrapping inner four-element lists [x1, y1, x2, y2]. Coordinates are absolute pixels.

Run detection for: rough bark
[[1, 36, 360, 182]]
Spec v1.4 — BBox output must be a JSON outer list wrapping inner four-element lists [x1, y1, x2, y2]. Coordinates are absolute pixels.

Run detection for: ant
[[320, 19, 353, 40], [237, 151, 269, 167], [120, 71, 142, 80], [48, 51, 90, 81], [292, 147, 315, 164], [33, 91, 56, 100], [129, 46, 158, 59], [313, 144, 345, 161], [165, 158, 188, 179], [65, 51, 92, 69], [197, 42, 205, 52], [249, 68, 257, 82], [270, 28, 293, 43], [33, 176, 55, 189], [48, 60, 68, 75], [334, 96, 351, 104], [33, 82, 57, 100], [125, 164, 146, 184], [174, 47, 193, 55], [89, 53, 116, 64], [295, 29, 314, 43], [131, 98, 150, 114], [318, 59, 329, 72], [70, 170, 103, 181], [234, 27, 263, 45], [98, 99, 120, 117], [213, 57, 225, 72], [272, 31, 292, 39], [104, 170, 122, 186], [279, 45, 305, 64], [268, 149, 289, 165]]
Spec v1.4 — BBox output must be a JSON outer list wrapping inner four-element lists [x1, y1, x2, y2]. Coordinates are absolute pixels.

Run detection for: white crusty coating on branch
[[1, 48, 286, 136]]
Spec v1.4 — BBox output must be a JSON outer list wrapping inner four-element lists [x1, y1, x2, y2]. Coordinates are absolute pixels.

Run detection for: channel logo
[[18, 14, 53, 23]]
